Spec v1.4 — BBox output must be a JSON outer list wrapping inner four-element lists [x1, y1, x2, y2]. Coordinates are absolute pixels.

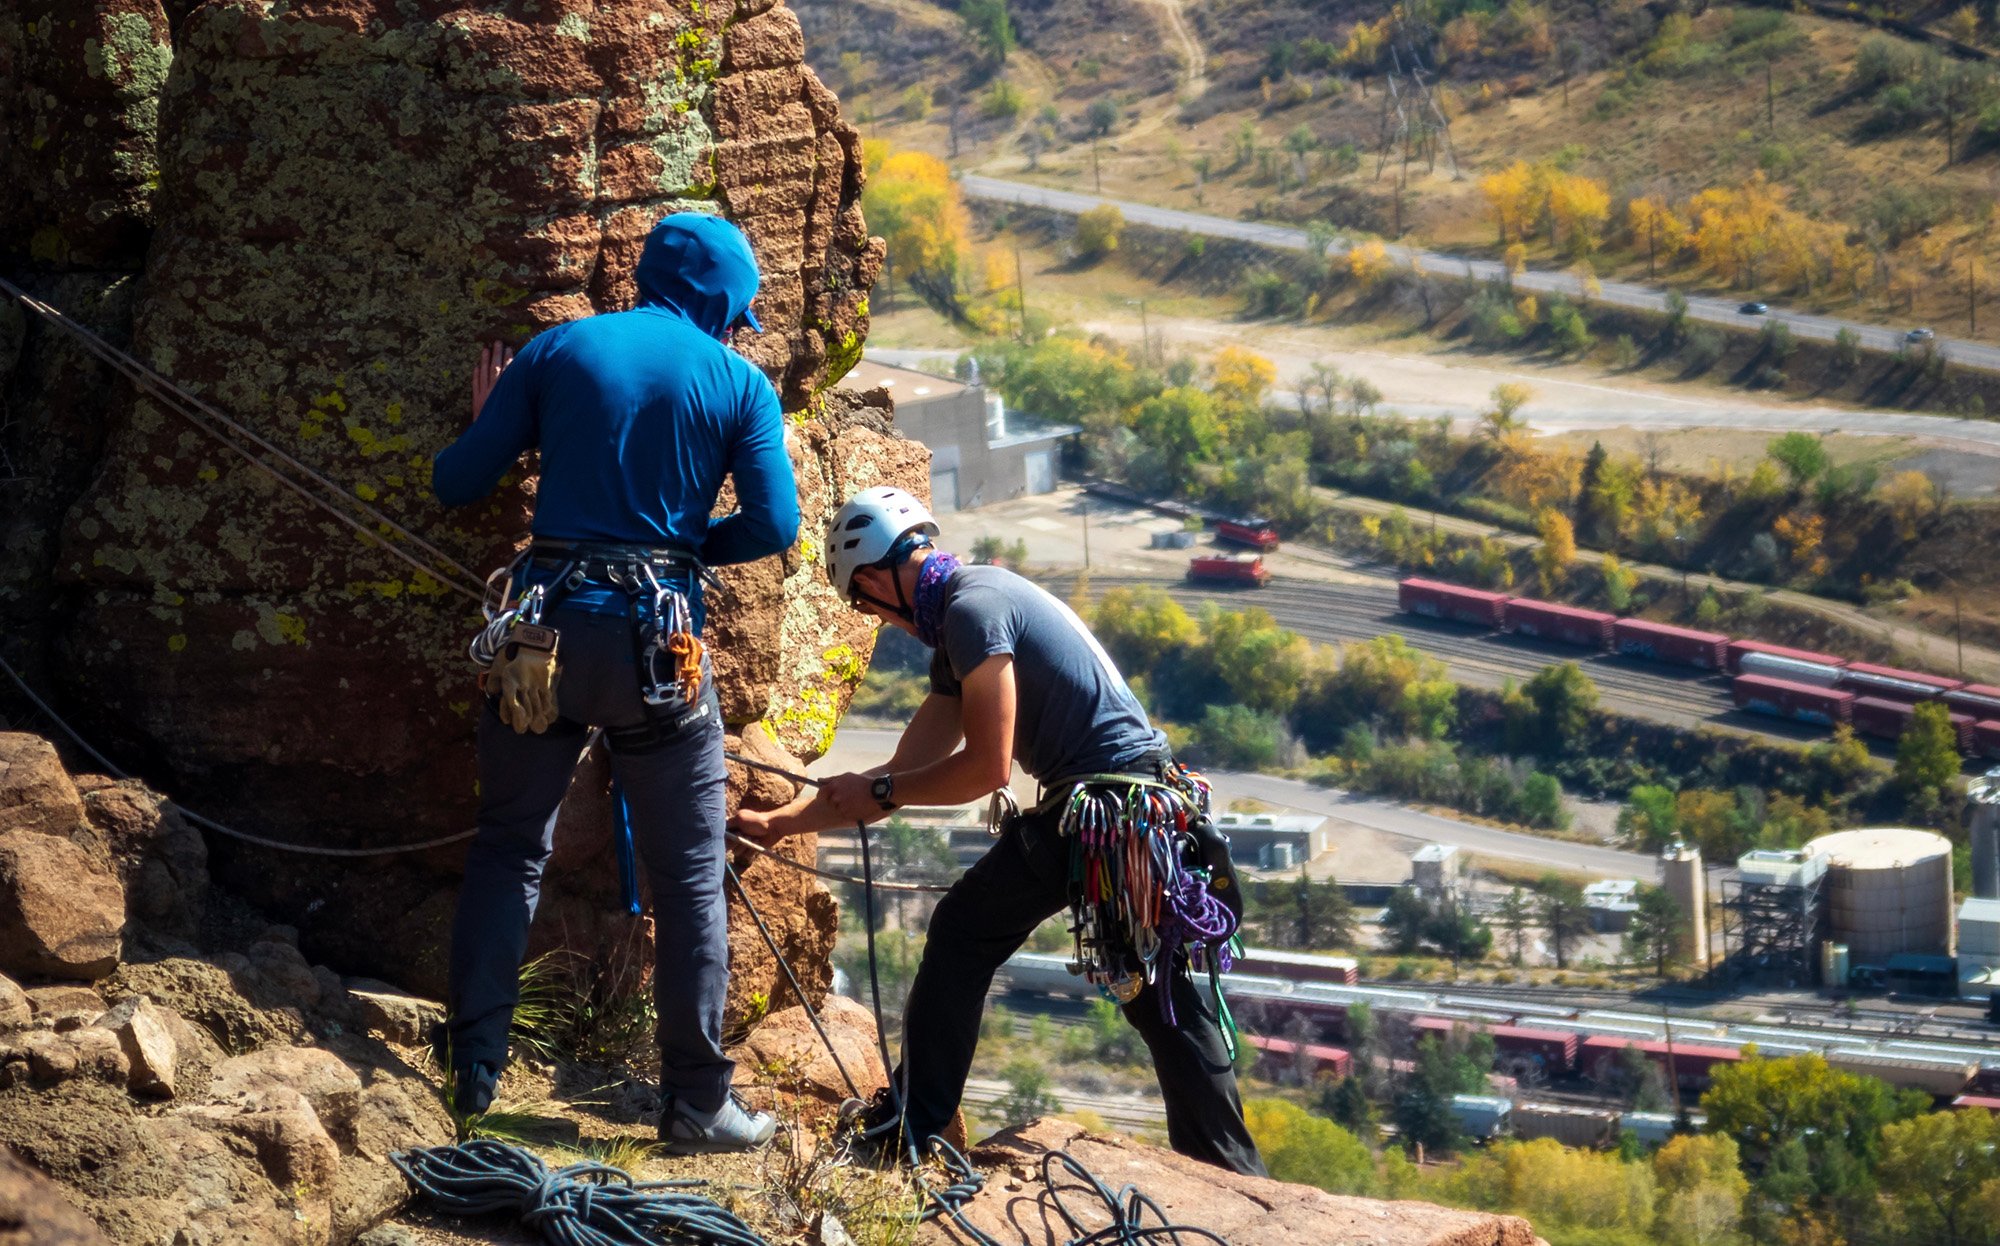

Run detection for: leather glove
[[492, 641, 559, 734]]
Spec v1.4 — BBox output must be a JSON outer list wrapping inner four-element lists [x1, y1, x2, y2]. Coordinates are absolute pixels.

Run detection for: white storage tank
[[1661, 839, 1707, 967], [1809, 829, 1956, 961], [1958, 899, 2000, 970]]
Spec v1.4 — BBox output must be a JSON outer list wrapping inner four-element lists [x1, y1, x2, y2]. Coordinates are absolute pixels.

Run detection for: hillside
[[801, 0, 2000, 350]]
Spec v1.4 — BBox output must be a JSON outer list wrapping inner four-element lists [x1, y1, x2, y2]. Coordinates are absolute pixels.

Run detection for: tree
[[1260, 866, 1356, 949], [1617, 784, 1680, 851], [1497, 888, 1533, 965], [1346, 376, 1384, 417], [1347, 239, 1391, 287], [1482, 382, 1534, 438], [1392, 1037, 1468, 1155], [1074, 204, 1124, 261], [1523, 662, 1598, 752], [1879, 1108, 2000, 1246], [1084, 97, 1119, 137], [1535, 874, 1592, 969], [1623, 885, 1682, 976], [1548, 173, 1612, 255], [1653, 1133, 1749, 1246], [1877, 469, 1936, 542], [961, 0, 1015, 63], [1534, 508, 1575, 594], [1896, 701, 1963, 812], [996, 1057, 1061, 1121], [1600, 553, 1637, 611], [1243, 1100, 1379, 1194], [1834, 326, 1863, 372], [1700, 1051, 1925, 1172], [863, 148, 973, 309], [1319, 1075, 1378, 1144], [1766, 431, 1829, 489]]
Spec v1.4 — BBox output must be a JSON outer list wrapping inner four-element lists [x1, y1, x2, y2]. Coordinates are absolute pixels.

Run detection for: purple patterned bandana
[[911, 551, 962, 648]]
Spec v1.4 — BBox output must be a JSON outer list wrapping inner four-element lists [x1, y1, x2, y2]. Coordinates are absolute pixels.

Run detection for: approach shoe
[[835, 1089, 913, 1169], [658, 1091, 777, 1156], [451, 1062, 499, 1116]]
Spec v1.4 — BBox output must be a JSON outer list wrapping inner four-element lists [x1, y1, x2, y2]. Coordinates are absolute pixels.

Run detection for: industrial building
[[838, 358, 1078, 511], [1583, 880, 1639, 932], [1216, 812, 1334, 872], [1721, 827, 1963, 993], [1411, 844, 1460, 895]]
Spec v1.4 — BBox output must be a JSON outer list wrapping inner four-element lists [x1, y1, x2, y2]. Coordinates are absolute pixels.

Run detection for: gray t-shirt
[[926, 564, 1168, 784]]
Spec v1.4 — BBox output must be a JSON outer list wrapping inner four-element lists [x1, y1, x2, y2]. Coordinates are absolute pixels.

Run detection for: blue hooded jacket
[[432, 213, 802, 621]]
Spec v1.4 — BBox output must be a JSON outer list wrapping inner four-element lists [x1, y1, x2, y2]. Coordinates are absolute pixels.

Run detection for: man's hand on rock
[[819, 772, 882, 825], [471, 340, 515, 421]]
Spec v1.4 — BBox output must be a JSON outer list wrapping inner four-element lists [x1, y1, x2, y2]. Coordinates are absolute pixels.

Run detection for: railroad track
[[1059, 573, 1833, 747]]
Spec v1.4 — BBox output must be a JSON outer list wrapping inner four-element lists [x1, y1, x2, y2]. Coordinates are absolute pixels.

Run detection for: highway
[[962, 173, 2000, 386]]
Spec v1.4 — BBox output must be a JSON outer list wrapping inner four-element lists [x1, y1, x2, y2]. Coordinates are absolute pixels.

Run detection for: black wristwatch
[[870, 773, 898, 812]]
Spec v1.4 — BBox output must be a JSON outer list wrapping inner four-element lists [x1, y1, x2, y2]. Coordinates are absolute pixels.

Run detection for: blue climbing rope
[[391, 1139, 766, 1246]]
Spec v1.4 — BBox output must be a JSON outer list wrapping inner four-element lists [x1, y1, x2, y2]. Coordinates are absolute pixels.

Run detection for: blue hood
[[633, 212, 765, 339]]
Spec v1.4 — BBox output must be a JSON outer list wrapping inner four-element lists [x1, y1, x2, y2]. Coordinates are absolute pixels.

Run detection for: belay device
[[1056, 761, 1244, 1053]]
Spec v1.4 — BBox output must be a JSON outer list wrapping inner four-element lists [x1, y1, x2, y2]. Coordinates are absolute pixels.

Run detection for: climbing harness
[[391, 1138, 767, 1246], [1051, 761, 1242, 1051]]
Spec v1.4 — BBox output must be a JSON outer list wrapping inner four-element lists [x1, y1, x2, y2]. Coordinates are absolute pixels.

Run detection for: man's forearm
[[890, 746, 1011, 812]]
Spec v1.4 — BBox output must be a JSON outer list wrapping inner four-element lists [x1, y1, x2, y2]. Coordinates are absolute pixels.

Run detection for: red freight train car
[[1245, 1035, 1353, 1082], [1581, 1036, 1741, 1092], [1975, 721, 2000, 761], [1946, 684, 2000, 721], [1398, 577, 1509, 628], [1848, 698, 1972, 749], [1732, 675, 1856, 727], [1838, 662, 1963, 704], [1726, 639, 1847, 675], [1851, 696, 1916, 741], [1188, 554, 1270, 586], [1611, 619, 1731, 670], [1232, 949, 1361, 985], [1503, 599, 1615, 649], [1411, 1017, 1581, 1077], [1214, 517, 1280, 549]]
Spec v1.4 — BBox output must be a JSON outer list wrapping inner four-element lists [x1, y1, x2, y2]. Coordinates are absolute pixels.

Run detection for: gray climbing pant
[[443, 605, 733, 1111]]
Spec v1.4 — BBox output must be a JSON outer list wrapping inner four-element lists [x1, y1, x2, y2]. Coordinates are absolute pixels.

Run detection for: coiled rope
[[390, 1138, 766, 1246]]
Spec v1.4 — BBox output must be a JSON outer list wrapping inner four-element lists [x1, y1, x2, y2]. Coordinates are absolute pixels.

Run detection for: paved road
[[820, 728, 1661, 880], [962, 173, 2000, 383]]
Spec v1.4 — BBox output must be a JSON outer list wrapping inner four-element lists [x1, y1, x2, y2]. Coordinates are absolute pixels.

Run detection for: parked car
[[1907, 326, 1936, 342], [1739, 301, 1768, 315]]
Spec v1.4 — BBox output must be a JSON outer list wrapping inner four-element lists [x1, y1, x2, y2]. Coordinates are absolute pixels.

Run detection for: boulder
[[0, 736, 87, 838], [208, 1046, 365, 1148], [0, 977, 25, 1030], [343, 978, 444, 1048], [91, 998, 177, 1098], [936, 1120, 1549, 1246], [0, 1146, 111, 1246], [23, 986, 105, 1029], [0, 1029, 129, 1090], [0, 833, 123, 979], [728, 994, 888, 1120], [72, 776, 208, 942]]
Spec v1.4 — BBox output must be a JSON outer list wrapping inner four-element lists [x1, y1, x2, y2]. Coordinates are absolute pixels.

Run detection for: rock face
[[0, 1146, 111, 1246], [2, 0, 908, 1016], [938, 1119, 1550, 1246]]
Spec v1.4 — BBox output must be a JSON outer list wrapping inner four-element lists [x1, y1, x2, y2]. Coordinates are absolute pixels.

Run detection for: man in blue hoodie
[[431, 212, 800, 1154]]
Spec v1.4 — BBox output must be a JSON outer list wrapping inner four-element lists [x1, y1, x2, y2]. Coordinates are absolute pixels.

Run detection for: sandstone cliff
[[1, 0, 906, 1009]]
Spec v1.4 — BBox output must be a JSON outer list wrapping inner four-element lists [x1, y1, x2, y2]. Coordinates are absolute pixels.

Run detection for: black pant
[[896, 806, 1267, 1176], [444, 607, 734, 1111]]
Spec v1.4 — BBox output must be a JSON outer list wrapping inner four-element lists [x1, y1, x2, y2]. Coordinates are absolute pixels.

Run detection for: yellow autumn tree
[[1211, 346, 1278, 409], [1626, 196, 1690, 274], [1480, 161, 1543, 244], [1772, 510, 1826, 575], [862, 149, 973, 308], [1535, 508, 1576, 593], [1342, 19, 1387, 68], [1548, 173, 1611, 256], [1876, 470, 1935, 541], [1632, 477, 1705, 550], [1348, 239, 1392, 286]]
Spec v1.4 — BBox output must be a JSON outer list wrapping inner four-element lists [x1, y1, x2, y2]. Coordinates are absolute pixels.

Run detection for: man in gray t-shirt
[[926, 563, 1167, 787], [738, 487, 1263, 1176]]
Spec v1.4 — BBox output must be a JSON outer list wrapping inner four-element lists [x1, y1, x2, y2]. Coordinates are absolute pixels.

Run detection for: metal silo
[[1808, 828, 1956, 961]]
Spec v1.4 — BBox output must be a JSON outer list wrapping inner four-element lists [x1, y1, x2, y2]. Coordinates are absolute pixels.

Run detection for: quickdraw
[[1055, 762, 1240, 1050]]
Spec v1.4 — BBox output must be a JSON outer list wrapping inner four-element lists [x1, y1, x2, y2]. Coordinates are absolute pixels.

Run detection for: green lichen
[[821, 330, 862, 390], [555, 13, 591, 40]]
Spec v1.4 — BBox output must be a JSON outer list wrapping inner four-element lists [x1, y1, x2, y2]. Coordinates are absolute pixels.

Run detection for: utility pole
[[1138, 299, 1151, 365], [1013, 245, 1029, 342], [1662, 999, 1686, 1128], [1091, 139, 1102, 194], [1081, 502, 1091, 568]]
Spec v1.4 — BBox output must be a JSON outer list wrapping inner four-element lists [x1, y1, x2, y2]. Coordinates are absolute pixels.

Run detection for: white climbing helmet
[[826, 486, 939, 601]]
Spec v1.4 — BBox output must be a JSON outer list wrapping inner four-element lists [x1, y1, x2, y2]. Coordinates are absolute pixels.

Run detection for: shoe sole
[[656, 1132, 776, 1157]]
